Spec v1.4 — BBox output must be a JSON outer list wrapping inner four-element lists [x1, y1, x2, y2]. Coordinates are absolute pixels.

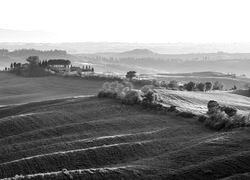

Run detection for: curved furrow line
[[0, 139, 164, 178], [0, 114, 174, 146], [0, 140, 155, 166], [0, 128, 166, 163], [0, 125, 198, 159], [0, 165, 146, 180]]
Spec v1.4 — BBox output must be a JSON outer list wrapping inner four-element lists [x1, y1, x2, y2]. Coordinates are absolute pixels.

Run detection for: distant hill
[[120, 49, 157, 57], [78, 49, 250, 76], [1, 46, 250, 77], [3, 42, 250, 54]]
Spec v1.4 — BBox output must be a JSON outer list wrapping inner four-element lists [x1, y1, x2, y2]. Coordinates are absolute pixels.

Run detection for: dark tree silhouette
[[185, 81, 196, 91], [197, 82, 206, 91], [205, 82, 213, 91], [126, 71, 136, 80]]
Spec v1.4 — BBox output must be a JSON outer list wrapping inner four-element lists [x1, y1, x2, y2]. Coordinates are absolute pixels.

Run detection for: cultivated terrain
[[0, 72, 250, 180]]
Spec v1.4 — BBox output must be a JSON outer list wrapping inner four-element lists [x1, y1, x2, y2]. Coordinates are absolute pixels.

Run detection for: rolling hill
[[0, 72, 103, 106], [78, 49, 250, 76], [0, 72, 250, 179]]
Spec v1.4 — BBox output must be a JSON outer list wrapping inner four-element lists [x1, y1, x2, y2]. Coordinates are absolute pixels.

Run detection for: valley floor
[[0, 96, 250, 180]]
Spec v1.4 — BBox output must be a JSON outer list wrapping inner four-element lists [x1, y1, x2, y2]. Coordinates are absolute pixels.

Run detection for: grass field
[[0, 97, 250, 180], [0, 72, 250, 179], [0, 72, 103, 106]]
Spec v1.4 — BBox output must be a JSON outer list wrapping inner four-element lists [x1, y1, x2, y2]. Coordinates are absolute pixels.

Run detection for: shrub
[[123, 81, 133, 90], [205, 100, 250, 130], [207, 100, 220, 115], [225, 114, 249, 129], [141, 85, 155, 94], [141, 89, 158, 107], [205, 111, 229, 130], [98, 81, 135, 99], [221, 106, 237, 117], [122, 89, 143, 105], [168, 80, 179, 90], [98, 82, 115, 98]]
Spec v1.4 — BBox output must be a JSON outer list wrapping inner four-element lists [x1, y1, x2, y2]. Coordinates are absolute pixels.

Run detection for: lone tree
[[126, 71, 136, 81]]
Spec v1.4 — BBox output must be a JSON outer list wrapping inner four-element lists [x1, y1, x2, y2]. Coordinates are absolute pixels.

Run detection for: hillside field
[[156, 89, 250, 115], [0, 72, 250, 179], [0, 72, 103, 106]]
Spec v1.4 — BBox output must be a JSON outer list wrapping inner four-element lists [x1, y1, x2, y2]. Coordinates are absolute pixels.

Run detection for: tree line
[[125, 71, 235, 91]]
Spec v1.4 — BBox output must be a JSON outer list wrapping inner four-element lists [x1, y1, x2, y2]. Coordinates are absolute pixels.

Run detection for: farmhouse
[[48, 59, 71, 68]]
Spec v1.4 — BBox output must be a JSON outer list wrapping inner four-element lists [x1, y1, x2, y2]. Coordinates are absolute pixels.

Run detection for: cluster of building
[[48, 59, 94, 75], [7, 56, 95, 76]]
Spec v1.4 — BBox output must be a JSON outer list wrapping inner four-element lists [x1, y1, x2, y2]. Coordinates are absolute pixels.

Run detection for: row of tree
[[167, 80, 224, 91], [125, 71, 227, 91], [9, 56, 51, 76]]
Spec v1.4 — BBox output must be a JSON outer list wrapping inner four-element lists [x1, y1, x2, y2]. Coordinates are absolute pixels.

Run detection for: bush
[[97, 81, 134, 99], [122, 89, 143, 105], [168, 80, 179, 90], [204, 100, 250, 130], [221, 106, 237, 117], [207, 100, 220, 115], [141, 90, 158, 107], [205, 111, 229, 130], [141, 85, 155, 94]]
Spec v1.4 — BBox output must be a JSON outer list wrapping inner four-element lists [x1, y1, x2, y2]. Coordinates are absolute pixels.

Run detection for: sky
[[1, 0, 250, 43]]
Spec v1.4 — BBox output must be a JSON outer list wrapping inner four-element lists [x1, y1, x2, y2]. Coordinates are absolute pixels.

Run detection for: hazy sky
[[1, 0, 250, 43]]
